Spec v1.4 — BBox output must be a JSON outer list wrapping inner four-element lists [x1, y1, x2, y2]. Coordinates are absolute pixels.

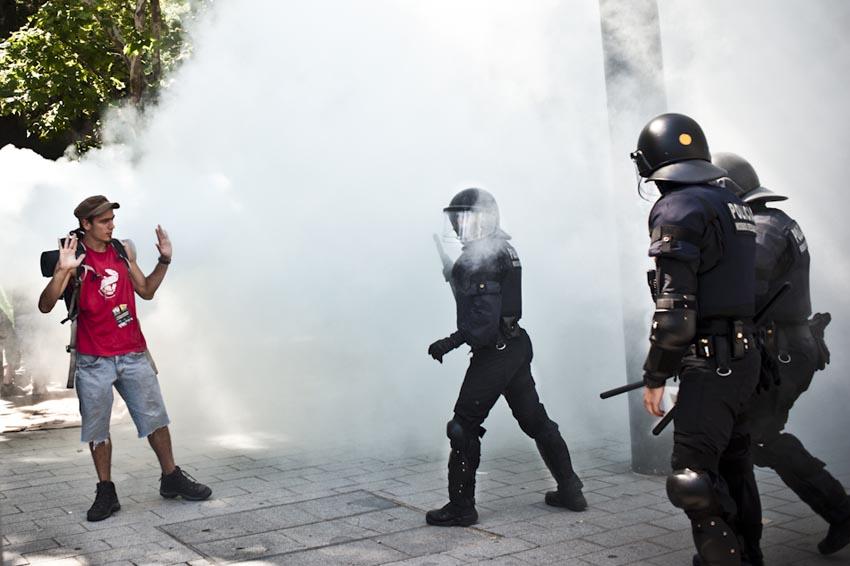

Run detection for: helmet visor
[[443, 210, 497, 243]]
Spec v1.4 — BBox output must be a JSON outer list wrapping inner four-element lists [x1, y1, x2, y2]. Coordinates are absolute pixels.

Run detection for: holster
[[809, 312, 831, 370], [499, 317, 521, 341], [646, 269, 658, 303]]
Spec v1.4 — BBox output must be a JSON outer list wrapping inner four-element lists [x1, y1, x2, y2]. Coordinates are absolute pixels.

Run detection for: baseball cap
[[73, 195, 120, 219]]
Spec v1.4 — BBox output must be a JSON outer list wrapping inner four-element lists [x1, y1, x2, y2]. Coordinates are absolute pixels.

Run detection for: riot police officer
[[713, 152, 850, 556], [425, 188, 586, 527], [632, 114, 763, 565]]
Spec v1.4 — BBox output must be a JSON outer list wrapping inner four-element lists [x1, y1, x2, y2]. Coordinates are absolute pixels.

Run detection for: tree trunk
[[150, 0, 161, 84], [129, 0, 148, 104], [0, 0, 19, 39]]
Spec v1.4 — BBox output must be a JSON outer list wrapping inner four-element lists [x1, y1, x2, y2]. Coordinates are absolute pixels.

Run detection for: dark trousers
[[749, 333, 850, 525], [446, 329, 576, 503], [454, 329, 559, 441], [672, 348, 762, 548]]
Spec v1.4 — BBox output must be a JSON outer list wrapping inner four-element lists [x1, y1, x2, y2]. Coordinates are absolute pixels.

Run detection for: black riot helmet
[[712, 151, 787, 204], [630, 113, 727, 184], [443, 188, 501, 243]]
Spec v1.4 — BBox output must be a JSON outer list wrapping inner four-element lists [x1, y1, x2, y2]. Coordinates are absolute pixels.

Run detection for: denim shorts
[[75, 351, 170, 444]]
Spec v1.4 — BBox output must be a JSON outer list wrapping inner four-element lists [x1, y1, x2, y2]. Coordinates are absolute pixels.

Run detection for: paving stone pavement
[[1, 423, 848, 565]]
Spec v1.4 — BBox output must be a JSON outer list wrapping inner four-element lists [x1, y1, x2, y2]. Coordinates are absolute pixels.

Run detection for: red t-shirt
[[75, 244, 147, 356]]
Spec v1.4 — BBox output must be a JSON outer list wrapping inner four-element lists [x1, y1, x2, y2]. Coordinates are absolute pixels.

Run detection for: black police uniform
[[633, 114, 764, 566], [426, 228, 584, 526], [712, 150, 850, 555], [746, 206, 850, 536], [647, 183, 762, 562]]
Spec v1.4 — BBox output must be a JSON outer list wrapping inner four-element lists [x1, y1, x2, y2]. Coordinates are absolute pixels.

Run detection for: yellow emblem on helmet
[[679, 133, 693, 146]]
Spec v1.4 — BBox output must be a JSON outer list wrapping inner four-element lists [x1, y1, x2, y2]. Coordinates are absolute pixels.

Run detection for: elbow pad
[[643, 294, 697, 379], [651, 293, 697, 349]]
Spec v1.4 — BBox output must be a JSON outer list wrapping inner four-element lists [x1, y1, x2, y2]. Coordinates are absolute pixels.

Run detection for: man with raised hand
[[39, 195, 211, 522]]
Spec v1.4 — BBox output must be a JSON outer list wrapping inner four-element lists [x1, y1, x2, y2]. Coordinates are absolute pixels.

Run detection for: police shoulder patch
[[505, 244, 521, 268], [787, 221, 808, 254], [725, 202, 757, 234]]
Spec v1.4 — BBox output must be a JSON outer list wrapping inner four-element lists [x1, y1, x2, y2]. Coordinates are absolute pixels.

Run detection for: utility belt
[[689, 318, 754, 376], [474, 318, 523, 352]]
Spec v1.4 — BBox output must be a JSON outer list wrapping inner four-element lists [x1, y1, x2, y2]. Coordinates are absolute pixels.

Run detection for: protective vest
[[450, 237, 522, 347], [752, 206, 811, 322], [648, 184, 757, 321]]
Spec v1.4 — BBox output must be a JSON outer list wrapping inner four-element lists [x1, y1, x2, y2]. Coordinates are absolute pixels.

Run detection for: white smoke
[[1, 0, 626, 452], [3, 1, 846, 465]]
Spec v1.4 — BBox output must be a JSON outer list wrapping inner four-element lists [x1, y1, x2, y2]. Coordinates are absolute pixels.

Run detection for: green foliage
[[0, 0, 201, 152]]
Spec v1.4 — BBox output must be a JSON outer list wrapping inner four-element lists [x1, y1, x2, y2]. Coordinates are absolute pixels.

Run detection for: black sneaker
[[87, 481, 120, 522], [819, 517, 850, 555], [545, 484, 588, 511], [425, 501, 478, 527], [160, 466, 212, 500]]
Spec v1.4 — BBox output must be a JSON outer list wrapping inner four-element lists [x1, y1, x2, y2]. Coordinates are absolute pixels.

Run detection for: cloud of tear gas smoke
[[2, 0, 630, 452], [656, 0, 850, 462], [6, 1, 845, 463]]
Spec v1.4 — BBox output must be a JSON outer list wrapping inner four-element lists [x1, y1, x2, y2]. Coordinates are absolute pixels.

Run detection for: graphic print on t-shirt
[[112, 304, 135, 328], [99, 268, 120, 298]]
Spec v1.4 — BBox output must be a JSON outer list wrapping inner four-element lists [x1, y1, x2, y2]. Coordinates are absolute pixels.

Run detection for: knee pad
[[667, 468, 716, 513], [446, 419, 468, 448], [447, 418, 483, 449]]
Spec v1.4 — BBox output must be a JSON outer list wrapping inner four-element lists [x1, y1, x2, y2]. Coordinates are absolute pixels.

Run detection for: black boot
[[160, 466, 212, 500], [425, 501, 479, 527], [87, 481, 120, 522], [819, 515, 850, 555], [690, 516, 742, 566], [426, 419, 481, 527], [536, 427, 587, 511]]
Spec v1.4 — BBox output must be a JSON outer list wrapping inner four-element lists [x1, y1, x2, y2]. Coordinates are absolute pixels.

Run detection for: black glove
[[428, 332, 464, 363]]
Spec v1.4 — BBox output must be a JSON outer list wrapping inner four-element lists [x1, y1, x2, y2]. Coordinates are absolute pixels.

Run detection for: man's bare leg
[[148, 426, 176, 475], [90, 438, 112, 482], [87, 437, 120, 521]]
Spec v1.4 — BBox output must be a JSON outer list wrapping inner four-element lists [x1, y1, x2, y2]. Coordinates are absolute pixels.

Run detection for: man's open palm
[[155, 225, 172, 259], [58, 234, 85, 271]]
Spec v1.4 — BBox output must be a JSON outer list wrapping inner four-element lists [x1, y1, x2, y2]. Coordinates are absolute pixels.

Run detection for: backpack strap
[[60, 233, 88, 324], [110, 239, 130, 265]]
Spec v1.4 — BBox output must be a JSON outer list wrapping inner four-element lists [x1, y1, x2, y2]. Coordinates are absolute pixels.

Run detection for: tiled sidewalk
[[2, 424, 847, 565]]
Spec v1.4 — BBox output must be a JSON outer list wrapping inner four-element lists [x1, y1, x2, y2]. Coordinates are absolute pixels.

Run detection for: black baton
[[599, 380, 644, 399], [652, 406, 677, 436]]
